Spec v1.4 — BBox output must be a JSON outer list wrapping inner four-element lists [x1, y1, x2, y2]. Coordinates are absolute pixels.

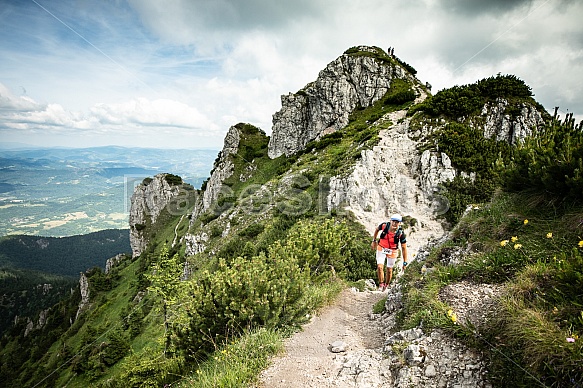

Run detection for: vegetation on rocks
[[409, 74, 543, 118], [399, 113, 583, 387]]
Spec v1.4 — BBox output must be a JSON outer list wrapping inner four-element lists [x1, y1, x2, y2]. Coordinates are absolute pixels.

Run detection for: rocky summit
[[268, 46, 418, 158]]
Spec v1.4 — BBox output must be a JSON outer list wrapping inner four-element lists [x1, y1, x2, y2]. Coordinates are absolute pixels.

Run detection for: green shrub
[[117, 346, 183, 388], [433, 122, 511, 173], [101, 330, 130, 367], [210, 225, 222, 238], [442, 175, 499, 224], [384, 89, 416, 105], [198, 212, 219, 225], [428, 122, 511, 223], [164, 174, 183, 186], [412, 74, 534, 118], [176, 251, 311, 360], [502, 113, 583, 203], [216, 237, 245, 259], [285, 218, 351, 280], [393, 57, 417, 75], [372, 297, 387, 314], [238, 223, 264, 238], [344, 46, 390, 63]]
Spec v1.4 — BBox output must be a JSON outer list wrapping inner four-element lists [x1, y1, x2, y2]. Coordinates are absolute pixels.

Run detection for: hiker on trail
[[371, 213, 408, 291]]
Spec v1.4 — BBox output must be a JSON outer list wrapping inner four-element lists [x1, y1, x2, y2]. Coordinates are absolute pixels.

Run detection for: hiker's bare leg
[[385, 267, 393, 285], [377, 264, 384, 285]]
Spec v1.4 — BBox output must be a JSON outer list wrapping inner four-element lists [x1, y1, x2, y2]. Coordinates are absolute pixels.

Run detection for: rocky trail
[[256, 287, 387, 387], [256, 274, 501, 388]]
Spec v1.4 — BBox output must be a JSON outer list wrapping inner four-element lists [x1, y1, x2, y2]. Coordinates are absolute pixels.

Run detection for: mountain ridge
[[1, 45, 580, 387]]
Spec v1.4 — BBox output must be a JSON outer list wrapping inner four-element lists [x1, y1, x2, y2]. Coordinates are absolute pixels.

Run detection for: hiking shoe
[[379, 283, 386, 291], [382, 283, 387, 292]]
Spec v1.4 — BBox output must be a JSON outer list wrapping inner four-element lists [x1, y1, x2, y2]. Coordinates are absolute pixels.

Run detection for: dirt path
[[255, 288, 386, 388]]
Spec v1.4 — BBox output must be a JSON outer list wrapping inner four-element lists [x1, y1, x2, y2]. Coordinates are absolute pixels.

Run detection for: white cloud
[[0, 83, 45, 112], [0, 83, 225, 147], [90, 98, 218, 130]]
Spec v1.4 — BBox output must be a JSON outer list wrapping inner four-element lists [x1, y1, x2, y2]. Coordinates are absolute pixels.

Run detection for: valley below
[[0, 146, 217, 237]]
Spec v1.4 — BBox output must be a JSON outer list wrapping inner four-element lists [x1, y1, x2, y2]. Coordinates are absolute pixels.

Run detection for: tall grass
[[176, 328, 283, 388]]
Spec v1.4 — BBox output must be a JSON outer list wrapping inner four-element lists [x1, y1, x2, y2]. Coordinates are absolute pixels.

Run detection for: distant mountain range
[[0, 146, 217, 237]]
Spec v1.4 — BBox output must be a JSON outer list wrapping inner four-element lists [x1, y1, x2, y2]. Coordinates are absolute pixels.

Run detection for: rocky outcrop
[[129, 174, 185, 258], [37, 283, 53, 296], [326, 109, 450, 259], [183, 125, 245, 256], [23, 308, 50, 337], [105, 253, 125, 274], [200, 125, 241, 213], [268, 46, 417, 158], [319, 284, 494, 387], [75, 272, 90, 321], [184, 232, 209, 256], [478, 98, 545, 144]]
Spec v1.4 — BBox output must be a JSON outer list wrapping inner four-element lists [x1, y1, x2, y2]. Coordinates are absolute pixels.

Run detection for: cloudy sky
[[0, 0, 581, 149]]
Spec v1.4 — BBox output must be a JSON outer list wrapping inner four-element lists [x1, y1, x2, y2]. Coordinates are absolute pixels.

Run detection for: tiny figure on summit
[[371, 213, 408, 291]]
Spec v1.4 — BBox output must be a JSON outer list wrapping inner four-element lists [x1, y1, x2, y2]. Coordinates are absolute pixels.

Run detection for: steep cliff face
[[129, 174, 186, 258], [185, 123, 269, 256], [201, 125, 241, 213], [268, 46, 417, 158]]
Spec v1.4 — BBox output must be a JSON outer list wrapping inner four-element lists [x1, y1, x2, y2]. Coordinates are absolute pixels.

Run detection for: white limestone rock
[[268, 46, 417, 158], [129, 174, 185, 258]]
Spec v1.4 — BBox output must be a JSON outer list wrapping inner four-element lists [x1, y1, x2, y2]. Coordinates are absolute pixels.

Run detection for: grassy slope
[[399, 191, 583, 386]]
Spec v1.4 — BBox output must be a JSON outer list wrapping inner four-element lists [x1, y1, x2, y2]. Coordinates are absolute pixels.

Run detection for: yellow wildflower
[[450, 312, 457, 323], [500, 240, 509, 247], [514, 243, 523, 249], [523, 219, 529, 225], [447, 309, 453, 317], [546, 232, 553, 239], [511, 236, 518, 242], [578, 240, 583, 248]]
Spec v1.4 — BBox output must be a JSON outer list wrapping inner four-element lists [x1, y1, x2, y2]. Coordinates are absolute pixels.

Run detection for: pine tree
[[145, 246, 184, 357]]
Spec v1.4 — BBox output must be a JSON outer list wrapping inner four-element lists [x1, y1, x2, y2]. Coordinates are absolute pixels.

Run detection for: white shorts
[[376, 247, 397, 267]]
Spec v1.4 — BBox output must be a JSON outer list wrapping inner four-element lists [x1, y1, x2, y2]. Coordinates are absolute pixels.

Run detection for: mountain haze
[[0, 46, 581, 387]]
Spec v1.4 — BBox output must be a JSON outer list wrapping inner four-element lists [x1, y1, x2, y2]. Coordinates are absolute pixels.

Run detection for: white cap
[[390, 213, 402, 222]]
